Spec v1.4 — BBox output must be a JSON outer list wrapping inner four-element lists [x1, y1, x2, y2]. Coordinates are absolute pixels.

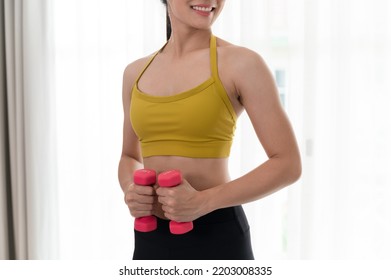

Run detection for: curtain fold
[[1, 0, 28, 260], [0, 0, 11, 260], [0, 0, 57, 260]]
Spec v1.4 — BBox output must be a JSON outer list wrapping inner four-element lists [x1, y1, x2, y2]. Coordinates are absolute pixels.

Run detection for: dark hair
[[160, 0, 171, 40]]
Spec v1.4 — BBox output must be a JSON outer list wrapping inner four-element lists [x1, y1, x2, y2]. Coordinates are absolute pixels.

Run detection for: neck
[[164, 29, 212, 58]]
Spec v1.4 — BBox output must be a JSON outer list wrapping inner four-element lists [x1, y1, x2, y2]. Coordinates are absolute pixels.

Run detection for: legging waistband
[[156, 206, 245, 226]]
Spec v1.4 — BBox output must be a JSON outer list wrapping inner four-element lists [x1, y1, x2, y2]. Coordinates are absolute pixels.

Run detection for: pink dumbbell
[[133, 169, 157, 232], [158, 170, 194, 235]]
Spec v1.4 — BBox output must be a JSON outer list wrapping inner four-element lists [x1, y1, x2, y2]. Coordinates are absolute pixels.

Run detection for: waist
[[194, 206, 247, 225], [157, 206, 246, 226], [144, 156, 230, 191]]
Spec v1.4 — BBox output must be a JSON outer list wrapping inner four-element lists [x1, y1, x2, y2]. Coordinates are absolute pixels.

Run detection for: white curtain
[[298, 0, 391, 259], [52, 0, 167, 259], [4, 0, 388, 259], [215, 0, 390, 259], [0, 0, 57, 259]]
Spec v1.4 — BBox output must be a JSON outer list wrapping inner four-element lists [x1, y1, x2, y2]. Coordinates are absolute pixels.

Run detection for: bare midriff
[[144, 156, 230, 191]]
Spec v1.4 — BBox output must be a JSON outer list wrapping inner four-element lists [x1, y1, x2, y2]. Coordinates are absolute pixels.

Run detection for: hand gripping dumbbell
[[133, 169, 157, 232], [158, 170, 194, 235]]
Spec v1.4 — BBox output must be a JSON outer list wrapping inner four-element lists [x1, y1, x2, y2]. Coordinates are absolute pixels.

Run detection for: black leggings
[[133, 206, 254, 260]]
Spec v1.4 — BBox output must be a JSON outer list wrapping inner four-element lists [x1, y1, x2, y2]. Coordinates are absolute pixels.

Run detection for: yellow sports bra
[[130, 35, 237, 158]]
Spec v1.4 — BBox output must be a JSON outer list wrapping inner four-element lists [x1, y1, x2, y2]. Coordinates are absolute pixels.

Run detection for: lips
[[191, 5, 216, 13]]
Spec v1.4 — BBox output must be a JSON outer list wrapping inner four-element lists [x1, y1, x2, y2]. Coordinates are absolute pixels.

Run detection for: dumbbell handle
[[158, 170, 194, 234], [133, 169, 157, 232]]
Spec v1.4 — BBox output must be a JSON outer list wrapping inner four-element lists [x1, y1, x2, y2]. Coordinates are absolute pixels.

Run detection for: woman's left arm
[[202, 49, 302, 213], [158, 48, 302, 222]]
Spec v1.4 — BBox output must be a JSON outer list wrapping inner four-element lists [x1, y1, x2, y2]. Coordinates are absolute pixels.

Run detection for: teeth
[[192, 6, 213, 12]]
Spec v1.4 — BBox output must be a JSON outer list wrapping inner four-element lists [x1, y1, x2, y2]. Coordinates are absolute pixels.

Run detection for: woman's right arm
[[118, 61, 155, 218], [118, 63, 143, 192]]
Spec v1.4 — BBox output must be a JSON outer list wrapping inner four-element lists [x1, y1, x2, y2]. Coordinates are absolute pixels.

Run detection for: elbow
[[276, 151, 301, 186], [268, 152, 302, 188], [287, 154, 302, 185], [291, 160, 302, 183]]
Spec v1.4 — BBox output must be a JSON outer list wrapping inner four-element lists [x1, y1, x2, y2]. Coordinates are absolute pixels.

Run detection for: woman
[[118, 0, 301, 260]]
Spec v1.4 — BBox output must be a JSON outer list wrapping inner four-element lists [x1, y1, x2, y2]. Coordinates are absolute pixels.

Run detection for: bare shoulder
[[122, 54, 155, 106], [216, 37, 267, 72], [215, 37, 275, 99], [123, 54, 153, 86]]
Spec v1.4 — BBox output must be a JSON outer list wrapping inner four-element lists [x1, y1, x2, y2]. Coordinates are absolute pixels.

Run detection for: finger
[[163, 212, 185, 223], [128, 202, 154, 213], [157, 195, 172, 206], [163, 212, 173, 220], [161, 204, 171, 214], [155, 187, 174, 197], [136, 194, 155, 204], [130, 209, 154, 218], [125, 192, 155, 205], [134, 185, 155, 196]]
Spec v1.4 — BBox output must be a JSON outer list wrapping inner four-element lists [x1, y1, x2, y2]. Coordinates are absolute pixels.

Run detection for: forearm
[[118, 155, 143, 193], [203, 155, 301, 213]]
